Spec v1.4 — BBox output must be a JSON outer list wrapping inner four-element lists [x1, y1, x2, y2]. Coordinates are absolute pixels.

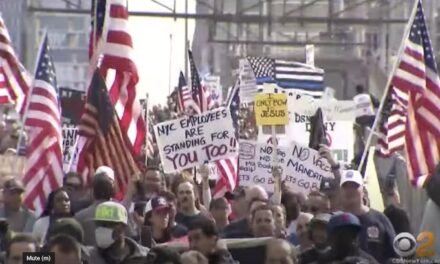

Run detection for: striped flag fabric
[[140, 97, 154, 160], [188, 50, 238, 197], [22, 35, 63, 214], [188, 50, 214, 113], [75, 69, 139, 190], [0, 16, 31, 113], [213, 82, 240, 198], [0, 65, 12, 104], [177, 71, 194, 113], [99, 0, 145, 157], [378, 0, 440, 187], [376, 86, 407, 156], [247, 56, 325, 98]]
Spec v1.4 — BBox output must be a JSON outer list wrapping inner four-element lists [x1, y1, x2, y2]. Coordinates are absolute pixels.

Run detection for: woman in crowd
[[140, 196, 174, 247], [32, 188, 72, 244]]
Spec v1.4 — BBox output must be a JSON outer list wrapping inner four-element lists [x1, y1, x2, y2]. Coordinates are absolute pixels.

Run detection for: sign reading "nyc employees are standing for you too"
[[154, 108, 238, 173]]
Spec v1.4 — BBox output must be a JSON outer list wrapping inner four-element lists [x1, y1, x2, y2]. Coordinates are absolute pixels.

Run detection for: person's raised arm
[[270, 166, 282, 205], [200, 164, 212, 208], [319, 144, 341, 183]]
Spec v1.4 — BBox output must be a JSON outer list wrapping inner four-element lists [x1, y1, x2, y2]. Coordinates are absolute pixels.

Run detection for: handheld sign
[[62, 125, 78, 171], [254, 93, 288, 126], [282, 141, 334, 194], [154, 108, 238, 173], [238, 140, 287, 193]]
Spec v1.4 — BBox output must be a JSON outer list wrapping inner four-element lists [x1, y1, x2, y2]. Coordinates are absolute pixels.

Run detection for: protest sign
[[239, 58, 258, 103], [287, 97, 355, 164], [59, 87, 85, 125], [0, 154, 26, 178], [238, 140, 287, 193], [204, 75, 222, 103], [254, 93, 288, 126], [154, 108, 238, 173], [282, 141, 334, 194], [62, 125, 78, 171]]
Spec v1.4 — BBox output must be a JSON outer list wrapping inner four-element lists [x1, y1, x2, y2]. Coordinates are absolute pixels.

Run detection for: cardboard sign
[[62, 125, 78, 171], [0, 154, 26, 178], [154, 108, 238, 173], [238, 140, 287, 193], [282, 141, 334, 194], [254, 93, 288, 125], [239, 59, 258, 103]]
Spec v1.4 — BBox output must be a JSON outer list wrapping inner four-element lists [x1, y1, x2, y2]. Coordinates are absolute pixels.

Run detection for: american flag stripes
[[177, 71, 193, 113], [378, 0, 440, 187], [213, 82, 240, 198], [188, 50, 238, 197], [188, 50, 214, 113], [247, 56, 325, 98], [22, 35, 63, 214], [377, 86, 407, 156], [0, 16, 31, 112], [99, 0, 145, 157], [140, 97, 155, 160], [76, 69, 139, 190]]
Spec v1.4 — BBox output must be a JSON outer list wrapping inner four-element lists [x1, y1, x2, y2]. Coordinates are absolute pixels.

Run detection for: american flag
[[378, 0, 440, 187], [226, 81, 240, 139], [247, 56, 325, 98], [22, 35, 63, 214], [188, 50, 238, 196], [98, 0, 145, 157], [188, 50, 214, 113], [177, 71, 193, 113], [75, 69, 139, 190], [213, 82, 240, 198], [0, 16, 31, 112], [140, 97, 154, 159]]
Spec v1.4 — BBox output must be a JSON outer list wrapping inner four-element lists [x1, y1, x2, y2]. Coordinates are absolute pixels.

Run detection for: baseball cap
[[310, 213, 332, 226], [327, 212, 361, 233], [94, 201, 128, 224], [3, 179, 25, 193], [145, 196, 170, 215], [95, 166, 115, 182], [340, 170, 364, 187]]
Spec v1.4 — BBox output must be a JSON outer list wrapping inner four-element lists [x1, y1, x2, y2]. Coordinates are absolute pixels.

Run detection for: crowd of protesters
[[0, 91, 438, 264]]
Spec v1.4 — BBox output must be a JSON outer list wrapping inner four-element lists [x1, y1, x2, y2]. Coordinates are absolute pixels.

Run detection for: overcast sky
[[128, 0, 196, 107]]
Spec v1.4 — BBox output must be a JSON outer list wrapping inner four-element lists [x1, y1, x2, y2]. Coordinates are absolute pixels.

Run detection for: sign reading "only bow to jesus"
[[254, 93, 289, 125], [154, 108, 238, 173]]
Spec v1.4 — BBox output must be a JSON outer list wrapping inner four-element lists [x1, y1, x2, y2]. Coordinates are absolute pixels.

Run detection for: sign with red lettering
[[282, 141, 334, 194], [154, 108, 238, 173]]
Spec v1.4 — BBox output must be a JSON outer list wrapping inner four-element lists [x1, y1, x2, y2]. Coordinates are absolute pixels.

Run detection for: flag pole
[[184, 0, 189, 81], [358, 0, 420, 172], [15, 31, 48, 154], [92, 0, 98, 59], [169, 34, 173, 94], [144, 93, 149, 167], [67, 0, 104, 172]]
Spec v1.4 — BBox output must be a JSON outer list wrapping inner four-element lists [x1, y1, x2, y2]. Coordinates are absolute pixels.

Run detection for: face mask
[[95, 227, 115, 249]]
